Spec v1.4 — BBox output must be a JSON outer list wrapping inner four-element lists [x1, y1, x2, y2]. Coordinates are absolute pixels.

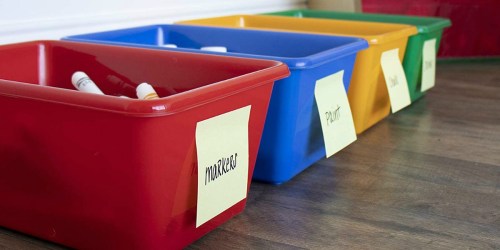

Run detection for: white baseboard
[[0, 0, 306, 45]]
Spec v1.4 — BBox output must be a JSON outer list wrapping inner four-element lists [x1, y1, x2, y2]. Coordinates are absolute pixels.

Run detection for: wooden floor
[[1, 61, 499, 249]]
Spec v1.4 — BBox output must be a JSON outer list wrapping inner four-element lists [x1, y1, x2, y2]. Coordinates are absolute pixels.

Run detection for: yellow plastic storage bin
[[178, 15, 418, 133]]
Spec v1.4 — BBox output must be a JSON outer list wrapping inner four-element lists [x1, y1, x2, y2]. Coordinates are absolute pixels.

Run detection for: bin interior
[[0, 41, 270, 98], [177, 15, 418, 44], [269, 9, 451, 33], [67, 25, 365, 60]]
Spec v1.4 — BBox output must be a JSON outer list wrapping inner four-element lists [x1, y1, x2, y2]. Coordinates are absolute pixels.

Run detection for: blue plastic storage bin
[[64, 24, 368, 184]]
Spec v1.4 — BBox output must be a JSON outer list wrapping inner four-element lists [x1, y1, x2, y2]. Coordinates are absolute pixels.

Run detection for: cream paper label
[[195, 105, 251, 227], [421, 38, 437, 92], [381, 48, 411, 113], [314, 70, 357, 158]]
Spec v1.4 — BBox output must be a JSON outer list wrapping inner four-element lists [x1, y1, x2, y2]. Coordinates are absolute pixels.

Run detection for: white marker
[[162, 44, 177, 48], [136, 82, 159, 100], [71, 71, 104, 95], [200, 46, 227, 53]]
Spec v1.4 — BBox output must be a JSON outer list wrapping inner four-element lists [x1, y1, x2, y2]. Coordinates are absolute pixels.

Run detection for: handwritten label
[[325, 104, 341, 125], [195, 105, 250, 227], [314, 70, 357, 158], [421, 38, 437, 92], [380, 48, 411, 113], [204, 153, 238, 186]]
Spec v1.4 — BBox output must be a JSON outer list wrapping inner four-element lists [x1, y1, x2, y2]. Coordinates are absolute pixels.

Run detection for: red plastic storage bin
[[0, 41, 289, 249], [362, 0, 500, 58]]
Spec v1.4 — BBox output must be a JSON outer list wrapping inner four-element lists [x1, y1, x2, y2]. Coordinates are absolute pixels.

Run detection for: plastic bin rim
[[64, 24, 369, 70], [176, 15, 419, 45], [268, 9, 452, 34], [0, 40, 290, 117]]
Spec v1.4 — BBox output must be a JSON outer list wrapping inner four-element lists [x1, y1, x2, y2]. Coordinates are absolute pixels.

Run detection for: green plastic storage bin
[[265, 9, 452, 101]]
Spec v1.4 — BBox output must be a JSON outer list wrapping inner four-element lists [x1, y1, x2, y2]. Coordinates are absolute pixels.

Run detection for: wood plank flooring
[[1, 61, 499, 249]]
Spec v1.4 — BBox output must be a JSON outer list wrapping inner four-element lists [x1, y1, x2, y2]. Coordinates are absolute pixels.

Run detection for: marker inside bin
[[136, 82, 160, 99], [201, 46, 228, 52], [71, 71, 104, 95], [71, 71, 160, 99], [162, 43, 178, 48]]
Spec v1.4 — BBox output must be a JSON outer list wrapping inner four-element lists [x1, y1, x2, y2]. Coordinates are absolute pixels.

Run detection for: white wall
[[0, 0, 306, 44]]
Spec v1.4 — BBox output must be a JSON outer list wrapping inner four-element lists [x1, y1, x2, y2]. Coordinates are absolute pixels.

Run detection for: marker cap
[[136, 82, 159, 100], [200, 46, 227, 52]]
